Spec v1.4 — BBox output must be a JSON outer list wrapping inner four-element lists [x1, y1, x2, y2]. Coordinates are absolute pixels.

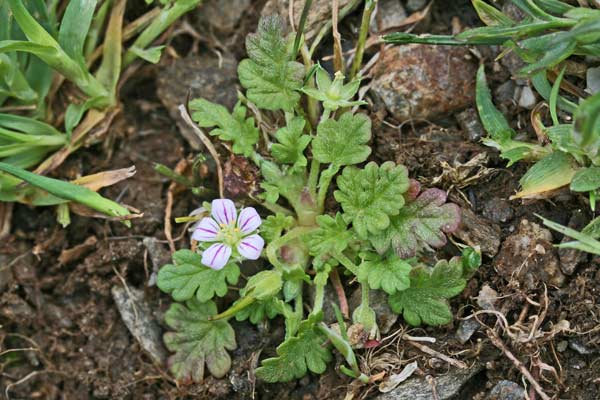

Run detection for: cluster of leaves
[[385, 0, 600, 252], [0, 0, 203, 225], [157, 16, 480, 385]]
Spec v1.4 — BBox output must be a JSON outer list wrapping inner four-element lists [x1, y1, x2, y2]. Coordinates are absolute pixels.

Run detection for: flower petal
[[211, 199, 237, 225], [237, 207, 262, 234], [237, 234, 265, 260], [201, 243, 232, 270], [191, 217, 221, 242]]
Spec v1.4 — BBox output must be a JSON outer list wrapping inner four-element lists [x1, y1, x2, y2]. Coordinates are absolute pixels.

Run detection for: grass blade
[[549, 65, 565, 126], [58, 0, 98, 65], [0, 161, 132, 225]]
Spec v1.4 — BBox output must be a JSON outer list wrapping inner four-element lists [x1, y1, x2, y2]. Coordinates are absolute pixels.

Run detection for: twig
[[164, 159, 188, 252], [332, 0, 344, 73], [407, 340, 467, 369], [178, 104, 224, 198], [487, 329, 551, 400]]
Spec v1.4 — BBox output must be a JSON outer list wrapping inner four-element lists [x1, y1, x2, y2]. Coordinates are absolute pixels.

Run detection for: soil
[[2, 0, 600, 399]]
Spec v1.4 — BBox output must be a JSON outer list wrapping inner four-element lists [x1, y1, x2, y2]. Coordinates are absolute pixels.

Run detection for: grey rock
[[494, 80, 516, 105], [569, 339, 596, 355], [487, 380, 526, 400], [371, 44, 476, 122], [194, 0, 250, 32], [371, 0, 407, 33], [405, 0, 427, 12], [482, 197, 514, 224], [456, 108, 485, 142], [456, 318, 480, 344], [586, 66, 600, 94], [157, 55, 238, 149], [374, 365, 482, 400], [112, 286, 167, 365], [454, 207, 501, 257]]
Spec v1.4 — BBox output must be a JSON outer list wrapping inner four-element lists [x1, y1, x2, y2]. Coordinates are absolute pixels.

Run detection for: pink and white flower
[[192, 199, 264, 270]]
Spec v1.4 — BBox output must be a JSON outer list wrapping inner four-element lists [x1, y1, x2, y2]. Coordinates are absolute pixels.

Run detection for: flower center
[[218, 223, 243, 247]]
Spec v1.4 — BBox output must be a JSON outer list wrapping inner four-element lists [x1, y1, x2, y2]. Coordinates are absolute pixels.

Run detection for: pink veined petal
[[211, 199, 237, 225], [201, 243, 232, 270], [237, 207, 262, 234], [237, 234, 265, 260], [191, 217, 221, 242]]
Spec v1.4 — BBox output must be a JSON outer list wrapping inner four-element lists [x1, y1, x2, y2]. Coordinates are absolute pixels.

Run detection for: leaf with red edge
[[370, 188, 461, 258]]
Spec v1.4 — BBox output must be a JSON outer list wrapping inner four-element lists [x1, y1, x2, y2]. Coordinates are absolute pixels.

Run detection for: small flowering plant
[[156, 16, 481, 385]]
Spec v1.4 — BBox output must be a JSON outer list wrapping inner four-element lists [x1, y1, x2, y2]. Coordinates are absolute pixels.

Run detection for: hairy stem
[[317, 164, 339, 212], [312, 280, 325, 316], [333, 252, 359, 276], [360, 282, 369, 308], [350, 0, 376, 80]]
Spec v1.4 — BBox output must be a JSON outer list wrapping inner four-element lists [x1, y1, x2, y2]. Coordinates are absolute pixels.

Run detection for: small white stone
[[518, 85, 537, 109], [586, 66, 600, 94]]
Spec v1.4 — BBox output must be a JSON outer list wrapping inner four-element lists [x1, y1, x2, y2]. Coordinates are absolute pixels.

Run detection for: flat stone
[[370, 0, 407, 33], [487, 380, 526, 400], [194, 0, 250, 32], [112, 286, 167, 365], [374, 365, 482, 400], [371, 44, 476, 122]]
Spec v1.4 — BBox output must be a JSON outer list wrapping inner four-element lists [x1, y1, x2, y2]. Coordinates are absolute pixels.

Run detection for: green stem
[[333, 252, 359, 276], [317, 164, 339, 212], [360, 282, 369, 308], [312, 281, 325, 316], [266, 226, 318, 271], [258, 200, 295, 217], [294, 285, 304, 321], [350, 0, 376, 80], [301, 45, 320, 128], [308, 158, 320, 197], [209, 296, 256, 321]]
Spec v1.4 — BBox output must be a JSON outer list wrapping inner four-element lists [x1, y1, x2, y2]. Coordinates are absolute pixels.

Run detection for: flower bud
[[243, 270, 283, 300]]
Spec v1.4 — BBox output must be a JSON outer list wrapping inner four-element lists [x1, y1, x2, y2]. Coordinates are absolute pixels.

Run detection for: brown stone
[[371, 44, 477, 122]]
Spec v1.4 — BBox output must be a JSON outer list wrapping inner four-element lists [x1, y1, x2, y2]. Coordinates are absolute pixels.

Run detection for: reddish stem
[[330, 268, 349, 318]]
